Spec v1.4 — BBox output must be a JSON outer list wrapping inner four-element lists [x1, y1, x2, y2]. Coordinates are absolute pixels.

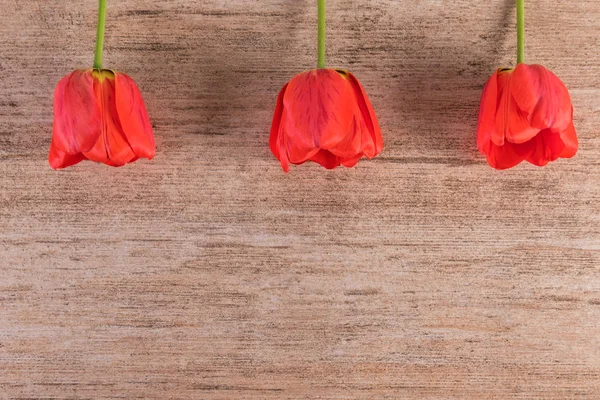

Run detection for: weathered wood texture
[[1, 0, 599, 398]]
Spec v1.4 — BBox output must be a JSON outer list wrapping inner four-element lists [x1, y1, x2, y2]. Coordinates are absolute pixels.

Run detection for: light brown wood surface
[[1, 1, 599, 398]]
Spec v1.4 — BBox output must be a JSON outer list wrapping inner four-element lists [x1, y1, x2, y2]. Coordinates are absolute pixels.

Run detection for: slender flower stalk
[[516, 0, 525, 64], [317, 0, 326, 68], [93, 0, 107, 69]]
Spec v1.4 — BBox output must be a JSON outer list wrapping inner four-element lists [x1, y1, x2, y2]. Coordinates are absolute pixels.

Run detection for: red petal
[[281, 114, 320, 165], [327, 116, 363, 159], [346, 71, 383, 157], [276, 107, 291, 172], [340, 153, 363, 168], [48, 138, 85, 170], [559, 119, 578, 158], [269, 83, 287, 162], [495, 70, 539, 145], [484, 141, 527, 170], [477, 70, 500, 152], [284, 69, 355, 151], [504, 105, 540, 144], [309, 149, 341, 169], [82, 72, 136, 166], [52, 70, 102, 154], [114, 72, 155, 159], [511, 64, 573, 132], [523, 129, 564, 166]]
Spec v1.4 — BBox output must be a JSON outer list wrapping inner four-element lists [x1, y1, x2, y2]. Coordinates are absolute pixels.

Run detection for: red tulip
[[49, 0, 155, 169], [477, 64, 577, 170], [49, 69, 155, 169], [270, 69, 383, 172]]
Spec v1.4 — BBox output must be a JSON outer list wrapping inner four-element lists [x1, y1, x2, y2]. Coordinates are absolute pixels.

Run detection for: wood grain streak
[[0, 0, 599, 398]]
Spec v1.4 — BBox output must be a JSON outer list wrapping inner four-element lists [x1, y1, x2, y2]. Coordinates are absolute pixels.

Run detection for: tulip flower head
[[476, 0, 577, 170], [477, 65, 577, 169], [270, 69, 383, 172], [49, 0, 155, 169], [269, 0, 383, 171]]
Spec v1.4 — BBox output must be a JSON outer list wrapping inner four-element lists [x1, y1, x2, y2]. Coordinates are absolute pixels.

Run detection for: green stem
[[317, 0, 326, 68], [516, 0, 524, 64], [93, 0, 107, 69]]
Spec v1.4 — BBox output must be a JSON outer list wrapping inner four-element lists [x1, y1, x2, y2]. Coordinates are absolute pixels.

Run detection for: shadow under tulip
[[383, 0, 514, 166], [140, 1, 311, 170]]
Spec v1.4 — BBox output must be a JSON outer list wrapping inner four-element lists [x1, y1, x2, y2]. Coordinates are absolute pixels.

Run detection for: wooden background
[[1, 0, 599, 398]]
